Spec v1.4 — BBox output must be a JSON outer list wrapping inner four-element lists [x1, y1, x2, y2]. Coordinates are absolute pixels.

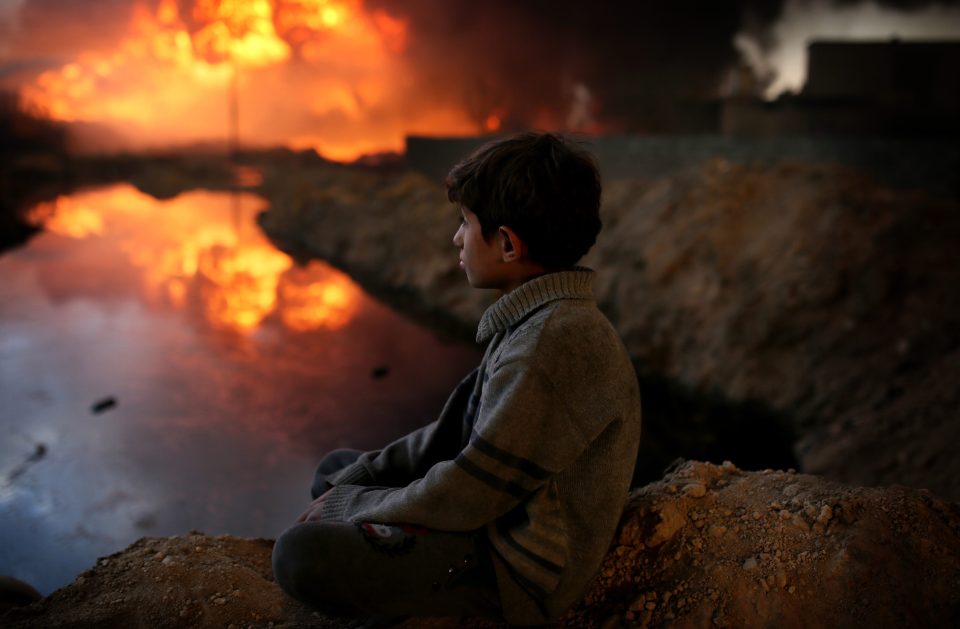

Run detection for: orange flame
[[28, 184, 361, 333], [278, 264, 360, 331], [187, 0, 291, 65], [197, 243, 291, 331], [26, 198, 106, 238], [18, 0, 480, 160]]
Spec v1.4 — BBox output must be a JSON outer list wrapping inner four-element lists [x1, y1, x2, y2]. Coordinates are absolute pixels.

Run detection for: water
[[0, 183, 481, 594]]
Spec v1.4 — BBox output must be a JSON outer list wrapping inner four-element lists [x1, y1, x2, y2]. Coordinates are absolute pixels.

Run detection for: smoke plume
[[1, 0, 958, 156]]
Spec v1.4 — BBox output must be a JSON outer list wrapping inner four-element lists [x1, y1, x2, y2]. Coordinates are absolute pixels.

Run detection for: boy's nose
[[453, 226, 463, 247]]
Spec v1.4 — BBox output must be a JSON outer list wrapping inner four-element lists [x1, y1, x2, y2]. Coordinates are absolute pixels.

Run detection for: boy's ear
[[498, 226, 525, 262]]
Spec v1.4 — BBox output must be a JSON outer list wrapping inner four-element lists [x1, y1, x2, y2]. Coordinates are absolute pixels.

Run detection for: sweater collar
[[476, 267, 595, 343]]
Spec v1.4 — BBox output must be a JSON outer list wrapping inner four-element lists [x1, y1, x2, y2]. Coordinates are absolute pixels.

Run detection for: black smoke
[[369, 0, 960, 131]]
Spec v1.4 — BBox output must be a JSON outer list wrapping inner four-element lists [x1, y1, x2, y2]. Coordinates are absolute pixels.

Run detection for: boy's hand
[[297, 489, 332, 523]]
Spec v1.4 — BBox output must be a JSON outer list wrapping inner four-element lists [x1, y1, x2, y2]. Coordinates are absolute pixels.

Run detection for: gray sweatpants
[[272, 449, 502, 620]]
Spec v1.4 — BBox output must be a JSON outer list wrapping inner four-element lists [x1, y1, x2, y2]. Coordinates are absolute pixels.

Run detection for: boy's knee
[[273, 524, 324, 601], [312, 449, 363, 498], [318, 449, 363, 474], [273, 523, 360, 615], [272, 526, 300, 598]]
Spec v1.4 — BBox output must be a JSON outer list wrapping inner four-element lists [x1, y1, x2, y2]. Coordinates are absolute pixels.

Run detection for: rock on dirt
[[5, 462, 958, 628]]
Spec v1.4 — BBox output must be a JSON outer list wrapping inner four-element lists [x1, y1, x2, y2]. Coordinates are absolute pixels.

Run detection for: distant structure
[[406, 40, 960, 182], [722, 40, 960, 136]]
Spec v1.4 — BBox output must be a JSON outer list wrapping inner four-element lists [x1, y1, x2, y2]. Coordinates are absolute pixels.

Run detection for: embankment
[[6, 462, 959, 627]]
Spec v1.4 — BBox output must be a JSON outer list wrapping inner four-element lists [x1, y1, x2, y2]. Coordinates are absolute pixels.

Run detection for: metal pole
[[229, 58, 240, 160], [229, 59, 241, 241]]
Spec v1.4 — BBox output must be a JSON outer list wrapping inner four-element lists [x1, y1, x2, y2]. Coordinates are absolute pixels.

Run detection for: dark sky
[[369, 0, 751, 130], [4, 0, 135, 56], [365, 0, 960, 129]]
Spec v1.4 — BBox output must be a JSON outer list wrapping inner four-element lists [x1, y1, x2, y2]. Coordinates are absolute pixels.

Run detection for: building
[[722, 40, 960, 136]]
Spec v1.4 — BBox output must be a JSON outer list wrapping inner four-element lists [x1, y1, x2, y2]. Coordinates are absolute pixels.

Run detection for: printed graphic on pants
[[357, 522, 427, 556]]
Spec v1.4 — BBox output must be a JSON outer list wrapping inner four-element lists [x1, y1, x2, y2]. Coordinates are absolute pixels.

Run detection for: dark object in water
[[28, 443, 46, 462], [91, 397, 117, 414], [371, 366, 390, 379], [6, 443, 48, 484]]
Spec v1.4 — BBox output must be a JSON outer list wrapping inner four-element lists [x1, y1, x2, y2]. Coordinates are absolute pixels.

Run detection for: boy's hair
[[445, 132, 602, 268]]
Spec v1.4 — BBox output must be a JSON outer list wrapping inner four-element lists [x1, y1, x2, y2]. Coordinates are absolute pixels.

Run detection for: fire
[[278, 264, 359, 331], [197, 243, 291, 330], [185, 0, 290, 66], [26, 198, 106, 238], [16, 0, 479, 160], [483, 114, 502, 133], [28, 184, 361, 333]]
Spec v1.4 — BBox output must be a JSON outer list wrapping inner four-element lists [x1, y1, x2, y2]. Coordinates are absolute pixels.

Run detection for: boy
[[272, 132, 641, 625]]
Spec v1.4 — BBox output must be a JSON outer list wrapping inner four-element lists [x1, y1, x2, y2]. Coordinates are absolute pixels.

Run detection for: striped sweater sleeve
[[318, 356, 610, 594], [325, 367, 479, 488]]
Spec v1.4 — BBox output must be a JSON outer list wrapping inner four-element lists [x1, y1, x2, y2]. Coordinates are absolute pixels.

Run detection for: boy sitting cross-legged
[[272, 132, 642, 626]]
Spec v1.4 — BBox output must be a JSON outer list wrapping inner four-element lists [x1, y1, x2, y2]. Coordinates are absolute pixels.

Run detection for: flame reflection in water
[[27, 183, 360, 333], [0, 183, 481, 596]]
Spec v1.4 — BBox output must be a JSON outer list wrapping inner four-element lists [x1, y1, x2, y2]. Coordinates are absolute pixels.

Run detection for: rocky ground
[[5, 461, 959, 628]]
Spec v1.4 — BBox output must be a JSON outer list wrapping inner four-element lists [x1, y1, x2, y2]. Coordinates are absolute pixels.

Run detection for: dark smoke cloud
[[8, 0, 136, 58], [372, 0, 960, 131], [370, 0, 757, 132]]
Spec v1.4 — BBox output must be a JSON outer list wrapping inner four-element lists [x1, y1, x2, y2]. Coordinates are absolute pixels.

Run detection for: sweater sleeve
[[318, 356, 608, 530], [325, 367, 479, 488]]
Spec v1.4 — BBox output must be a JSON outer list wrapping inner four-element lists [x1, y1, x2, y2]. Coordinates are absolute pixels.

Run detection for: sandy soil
[[5, 461, 958, 628], [568, 461, 960, 628]]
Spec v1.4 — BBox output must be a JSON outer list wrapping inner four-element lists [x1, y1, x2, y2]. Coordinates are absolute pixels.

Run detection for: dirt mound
[[3, 534, 331, 629], [568, 461, 960, 627], [6, 462, 958, 628], [596, 160, 960, 498]]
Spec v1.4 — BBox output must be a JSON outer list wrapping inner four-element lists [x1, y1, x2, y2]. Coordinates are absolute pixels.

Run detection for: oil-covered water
[[0, 184, 480, 594]]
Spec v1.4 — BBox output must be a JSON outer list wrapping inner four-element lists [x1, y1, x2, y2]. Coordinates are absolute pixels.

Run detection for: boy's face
[[453, 206, 508, 290]]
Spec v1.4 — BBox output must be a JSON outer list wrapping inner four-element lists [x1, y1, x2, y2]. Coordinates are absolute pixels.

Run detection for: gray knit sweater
[[319, 268, 642, 624]]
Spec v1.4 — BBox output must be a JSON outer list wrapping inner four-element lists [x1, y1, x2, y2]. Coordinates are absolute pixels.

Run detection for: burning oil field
[[2, 1, 960, 627]]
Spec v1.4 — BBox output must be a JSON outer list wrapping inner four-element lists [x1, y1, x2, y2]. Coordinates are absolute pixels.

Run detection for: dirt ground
[[5, 461, 958, 628], [595, 160, 960, 500], [567, 461, 960, 628]]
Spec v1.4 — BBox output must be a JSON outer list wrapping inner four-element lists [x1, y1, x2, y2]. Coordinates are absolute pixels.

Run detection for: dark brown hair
[[445, 132, 602, 268]]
